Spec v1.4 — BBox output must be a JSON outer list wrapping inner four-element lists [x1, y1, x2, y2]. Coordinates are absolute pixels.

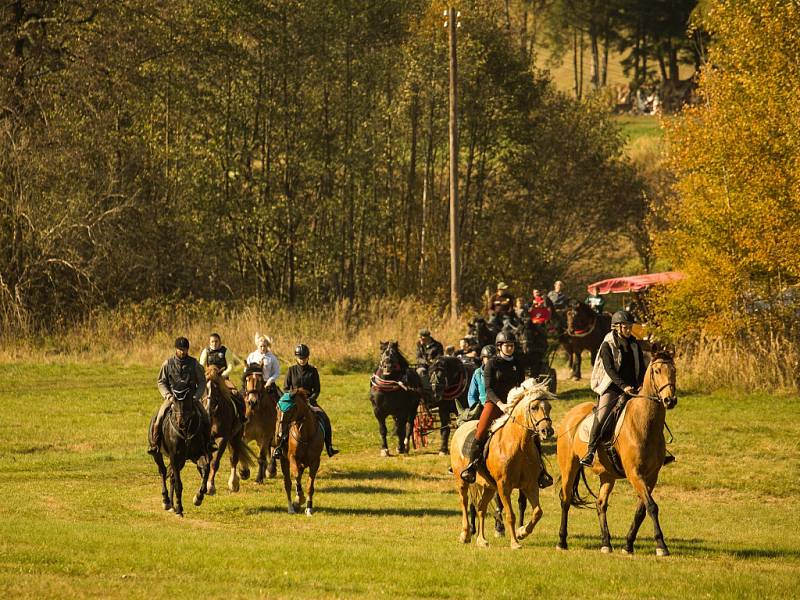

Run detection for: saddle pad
[[453, 421, 479, 457], [578, 403, 629, 443], [489, 413, 510, 434]]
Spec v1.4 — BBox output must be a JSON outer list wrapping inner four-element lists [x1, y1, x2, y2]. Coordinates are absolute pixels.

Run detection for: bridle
[[640, 358, 678, 409]]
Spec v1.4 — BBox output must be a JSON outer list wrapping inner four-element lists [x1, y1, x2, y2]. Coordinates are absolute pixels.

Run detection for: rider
[[580, 310, 646, 467], [585, 285, 606, 315], [458, 336, 480, 368], [487, 282, 515, 328], [416, 329, 444, 396], [461, 330, 553, 488], [466, 345, 496, 410], [200, 333, 246, 423], [274, 344, 339, 459], [547, 280, 569, 311], [148, 337, 214, 456], [243, 334, 281, 393]]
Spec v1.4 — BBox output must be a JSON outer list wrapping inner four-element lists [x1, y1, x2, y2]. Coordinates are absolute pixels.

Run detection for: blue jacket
[[467, 368, 487, 408]]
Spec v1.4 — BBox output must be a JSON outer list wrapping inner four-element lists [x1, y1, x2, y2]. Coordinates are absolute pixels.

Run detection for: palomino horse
[[370, 341, 421, 456], [563, 301, 611, 380], [428, 356, 474, 455], [149, 391, 211, 517], [450, 380, 555, 548], [242, 367, 279, 483], [203, 366, 256, 495], [556, 351, 678, 555], [279, 388, 325, 515]]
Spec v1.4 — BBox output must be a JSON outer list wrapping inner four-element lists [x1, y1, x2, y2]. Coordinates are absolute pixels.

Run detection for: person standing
[[585, 285, 606, 314]]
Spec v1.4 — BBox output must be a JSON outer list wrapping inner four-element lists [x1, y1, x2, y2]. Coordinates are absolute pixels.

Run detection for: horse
[[467, 317, 498, 348], [369, 341, 421, 457], [450, 379, 555, 548], [563, 301, 611, 380], [279, 388, 325, 515], [427, 355, 474, 455], [203, 366, 256, 495], [556, 351, 678, 555], [149, 390, 211, 517], [242, 366, 279, 483]]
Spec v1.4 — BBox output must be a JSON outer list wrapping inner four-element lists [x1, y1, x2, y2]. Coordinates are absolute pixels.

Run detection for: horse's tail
[[233, 435, 258, 471], [561, 464, 596, 509]]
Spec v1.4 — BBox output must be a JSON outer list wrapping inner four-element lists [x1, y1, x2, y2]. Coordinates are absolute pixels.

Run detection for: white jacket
[[246, 350, 281, 387]]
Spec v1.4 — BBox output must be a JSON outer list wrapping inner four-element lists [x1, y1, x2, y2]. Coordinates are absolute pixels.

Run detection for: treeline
[[1, 0, 647, 332]]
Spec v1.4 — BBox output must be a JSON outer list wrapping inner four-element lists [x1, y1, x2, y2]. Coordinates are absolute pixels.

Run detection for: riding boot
[[273, 418, 291, 459], [460, 437, 486, 484], [147, 399, 172, 455], [316, 409, 339, 457], [580, 413, 603, 467]]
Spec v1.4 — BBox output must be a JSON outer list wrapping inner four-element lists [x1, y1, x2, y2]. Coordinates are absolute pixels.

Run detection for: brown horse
[[556, 352, 678, 555], [563, 302, 611, 380], [279, 388, 325, 515], [242, 369, 279, 483], [450, 379, 555, 549], [203, 366, 256, 495]]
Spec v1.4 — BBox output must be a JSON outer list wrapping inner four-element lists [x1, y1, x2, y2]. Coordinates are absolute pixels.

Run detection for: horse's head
[[379, 340, 403, 376], [565, 301, 594, 336], [646, 351, 678, 409], [244, 365, 265, 416], [508, 379, 556, 439], [427, 356, 447, 403]]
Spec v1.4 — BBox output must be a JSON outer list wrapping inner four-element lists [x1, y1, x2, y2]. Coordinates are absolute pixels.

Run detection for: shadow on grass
[[244, 505, 459, 517], [328, 468, 442, 482], [321, 484, 406, 495]]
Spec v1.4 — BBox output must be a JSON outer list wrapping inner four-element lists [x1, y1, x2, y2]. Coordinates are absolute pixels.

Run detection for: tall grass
[[0, 297, 469, 369]]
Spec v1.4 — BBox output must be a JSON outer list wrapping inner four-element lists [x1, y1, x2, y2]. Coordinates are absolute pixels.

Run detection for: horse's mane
[[205, 365, 233, 404], [507, 378, 556, 416], [383, 341, 410, 371]]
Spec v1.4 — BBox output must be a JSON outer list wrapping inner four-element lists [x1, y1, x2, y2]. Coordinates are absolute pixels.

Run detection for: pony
[[149, 389, 211, 517], [242, 365, 279, 483], [556, 351, 678, 555], [203, 366, 256, 495], [563, 301, 611, 380], [369, 341, 421, 456], [279, 388, 325, 515], [450, 379, 555, 548], [428, 356, 474, 455]]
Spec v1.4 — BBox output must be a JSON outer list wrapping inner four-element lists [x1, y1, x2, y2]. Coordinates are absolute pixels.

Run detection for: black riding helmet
[[480, 345, 497, 359], [294, 343, 310, 358], [611, 310, 635, 326], [495, 330, 516, 345]]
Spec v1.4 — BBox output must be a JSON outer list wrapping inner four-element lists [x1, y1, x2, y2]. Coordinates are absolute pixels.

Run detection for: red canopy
[[587, 271, 685, 295]]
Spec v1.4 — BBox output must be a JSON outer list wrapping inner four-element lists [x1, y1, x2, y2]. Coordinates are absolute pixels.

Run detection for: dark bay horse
[[370, 341, 421, 456], [468, 318, 497, 348], [203, 366, 256, 495], [428, 356, 474, 455], [556, 352, 678, 555], [242, 367, 279, 483], [279, 388, 324, 515], [450, 380, 555, 548], [149, 391, 211, 517], [563, 302, 611, 380]]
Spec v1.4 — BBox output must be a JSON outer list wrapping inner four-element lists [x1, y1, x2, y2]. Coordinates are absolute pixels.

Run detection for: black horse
[[563, 301, 611, 380], [149, 391, 212, 517], [369, 341, 422, 457], [427, 356, 475, 455]]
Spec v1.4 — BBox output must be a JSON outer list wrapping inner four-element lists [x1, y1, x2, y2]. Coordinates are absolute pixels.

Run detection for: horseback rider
[[200, 333, 246, 424], [458, 336, 480, 369], [242, 334, 281, 393], [461, 331, 553, 488], [466, 345, 496, 411], [580, 310, 646, 467], [148, 337, 214, 456], [274, 344, 339, 459], [416, 329, 444, 396], [547, 280, 569, 311], [487, 282, 515, 328]]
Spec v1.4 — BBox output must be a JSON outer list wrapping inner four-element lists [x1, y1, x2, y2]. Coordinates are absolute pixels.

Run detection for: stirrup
[[460, 464, 477, 484], [579, 452, 595, 467]]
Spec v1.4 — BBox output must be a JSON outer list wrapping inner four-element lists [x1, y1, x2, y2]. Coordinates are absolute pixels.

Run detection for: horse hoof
[[267, 468, 277, 479], [476, 538, 489, 548], [288, 505, 296, 515], [291, 502, 301, 513], [228, 482, 240, 493], [459, 532, 471, 544], [494, 529, 505, 538], [174, 511, 184, 518], [193, 494, 203, 506], [239, 468, 250, 480], [656, 548, 670, 557], [510, 541, 522, 550], [162, 501, 172, 511], [555, 544, 568, 551], [438, 451, 447, 457], [305, 508, 313, 517], [380, 449, 390, 457], [516, 527, 528, 540], [601, 546, 613, 554], [206, 486, 216, 496], [621, 548, 633, 555]]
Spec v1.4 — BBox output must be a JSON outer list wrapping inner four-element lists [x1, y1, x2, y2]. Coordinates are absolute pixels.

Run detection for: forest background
[[1, 0, 797, 391]]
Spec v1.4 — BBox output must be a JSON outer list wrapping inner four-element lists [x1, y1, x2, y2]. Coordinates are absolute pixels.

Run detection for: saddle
[[578, 399, 630, 476]]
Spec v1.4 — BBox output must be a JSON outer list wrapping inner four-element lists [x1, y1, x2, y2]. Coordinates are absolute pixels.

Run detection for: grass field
[[1, 361, 798, 599]]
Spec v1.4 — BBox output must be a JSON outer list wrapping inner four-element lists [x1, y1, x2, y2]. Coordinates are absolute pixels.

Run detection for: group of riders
[[147, 333, 339, 462]]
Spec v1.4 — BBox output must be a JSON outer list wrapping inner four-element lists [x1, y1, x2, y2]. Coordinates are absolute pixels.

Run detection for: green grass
[[616, 114, 663, 142], [1, 362, 799, 599]]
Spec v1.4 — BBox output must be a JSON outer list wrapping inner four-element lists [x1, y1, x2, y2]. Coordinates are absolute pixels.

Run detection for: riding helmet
[[174, 336, 190, 350], [611, 310, 635, 325], [495, 330, 516, 345], [294, 343, 310, 358], [480, 345, 497, 359]]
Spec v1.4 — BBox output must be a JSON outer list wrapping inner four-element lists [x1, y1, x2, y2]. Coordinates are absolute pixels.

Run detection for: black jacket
[[416, 339, 444, 366], [157, 355, 205, 403], [484, 355, 525, 405], [284, 363, 321, 405]]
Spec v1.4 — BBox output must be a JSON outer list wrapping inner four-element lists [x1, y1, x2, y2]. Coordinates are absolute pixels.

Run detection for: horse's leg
[[194, 455, 209, 507], [517, 481, 543, 541], [496, 480, 521, 549], [457, 482, 472, 544], [154, 452, 171, 510], [623, 500, 647, 555], [557, 456, 581, 550], [206, 438, 226, 496], [596, 474, 617, 553], [437, 404, 450, 456], [493, 496, 505, 537], [168, 464, 175, 511], [629, 473, 669, 556], [293, 463, 305, 513], [378, 412, 390, 457], [172, 457, 186, 517], [266, 434, 278, 479], [228, 435, 241, 492], [394, 413, 406, 455], [571, 349, 581, 380], [255, 441, 267, 483], [281, 457, 295, 514], [518, 492, 527, 526], [475, 485, 494, 548], [305, 461, 319, 516], [468, 501, 477, 536]]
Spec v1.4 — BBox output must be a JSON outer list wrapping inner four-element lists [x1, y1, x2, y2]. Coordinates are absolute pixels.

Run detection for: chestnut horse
[[279, 388, 325, 515], [203, 366, 256, 495], [242, 368, 279, 483], [450, 380, 555, 548], [563, 301, 610, 380], [556, 352, 678, 555]]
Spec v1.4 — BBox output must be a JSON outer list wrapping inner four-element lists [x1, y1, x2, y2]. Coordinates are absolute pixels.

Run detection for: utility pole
[[445, 7, 461, 320]]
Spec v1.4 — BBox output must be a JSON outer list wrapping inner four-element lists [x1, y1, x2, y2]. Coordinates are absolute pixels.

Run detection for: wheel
[[413, 405, 433, 448]]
